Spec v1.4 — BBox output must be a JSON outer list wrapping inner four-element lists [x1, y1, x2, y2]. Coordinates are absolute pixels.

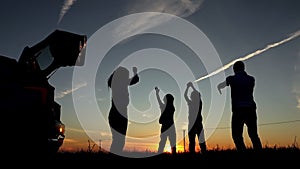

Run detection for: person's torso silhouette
[[226, 70, 256, 111]]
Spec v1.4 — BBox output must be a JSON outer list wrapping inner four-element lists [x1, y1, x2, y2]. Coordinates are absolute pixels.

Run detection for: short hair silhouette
[[233, 61, 245, 73]]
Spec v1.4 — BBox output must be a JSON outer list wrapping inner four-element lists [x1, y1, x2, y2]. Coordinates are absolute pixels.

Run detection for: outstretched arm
[[155, 87, 164, 109], [217, 81, 227, 94]]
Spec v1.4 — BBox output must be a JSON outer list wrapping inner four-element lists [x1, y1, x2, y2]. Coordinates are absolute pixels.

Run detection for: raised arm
[[190, 82, 197, 92], [155, 87, 164, 109], [184, 82, 192, 102], [129, 66, 139, 85], [217, 80, 227, 94], [107, 71, 113, 88]]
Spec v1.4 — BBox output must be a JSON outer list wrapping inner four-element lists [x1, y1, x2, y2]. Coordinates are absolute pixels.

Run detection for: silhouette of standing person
[[155, 87, 177, 154], [107, 66, 139, 154], [184, 81, 207, 154], [217, 61, 262, 152]]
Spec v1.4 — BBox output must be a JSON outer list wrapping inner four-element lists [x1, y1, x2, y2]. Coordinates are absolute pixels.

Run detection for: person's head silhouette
[[164, 93, 174, 104], [233, 61, 245, 74], [108, 66, 129, 88], [114, 66, 129, 79]]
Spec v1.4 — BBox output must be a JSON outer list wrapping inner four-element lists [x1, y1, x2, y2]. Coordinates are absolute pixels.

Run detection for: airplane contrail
[[194, 30, 300, 83], [58, 0, 77, 24]]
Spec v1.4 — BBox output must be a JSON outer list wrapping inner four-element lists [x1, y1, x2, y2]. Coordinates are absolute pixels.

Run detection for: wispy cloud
[[296, 97, 300, 110], [63, 138, 78, 143], [65, 127, 86, 133], [127, 0, 204, 17], [100, 131, 111, 137], [66, 127, 110, 138], [58, 0, 77, 24], [293, 86, 300, 110], [115, 0, 204, 38], [293, 51, 300, 110], [57, 0, 204, 35], [55, 82, 87, 99]]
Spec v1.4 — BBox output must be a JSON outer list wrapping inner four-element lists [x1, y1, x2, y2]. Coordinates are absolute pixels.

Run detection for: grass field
[[49, 146, 299, 167]]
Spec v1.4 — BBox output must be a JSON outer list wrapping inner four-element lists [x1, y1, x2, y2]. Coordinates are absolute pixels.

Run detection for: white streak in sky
[[58, 0, 77, 24], [127, 0, 204, 18], [194, 30, 300, 83], [65, 127, 87, 133], [55, 82, 87, 99], [293, 52, 300, 110], [293, 82, 300, 110], [115, 0, 204, 38]]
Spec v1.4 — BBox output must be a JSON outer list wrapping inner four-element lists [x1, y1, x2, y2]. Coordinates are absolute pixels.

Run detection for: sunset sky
[[0, 0, 299, 155]]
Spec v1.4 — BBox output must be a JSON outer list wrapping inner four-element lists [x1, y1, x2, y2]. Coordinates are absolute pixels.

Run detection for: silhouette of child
[[155, 86, 176, 154]]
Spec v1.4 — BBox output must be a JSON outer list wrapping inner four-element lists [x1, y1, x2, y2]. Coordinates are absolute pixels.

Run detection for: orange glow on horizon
[[59, 124, 299, 153]]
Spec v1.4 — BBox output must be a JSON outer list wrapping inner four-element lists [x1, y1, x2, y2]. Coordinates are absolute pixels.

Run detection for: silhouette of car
[[0, 30, 86, 156]]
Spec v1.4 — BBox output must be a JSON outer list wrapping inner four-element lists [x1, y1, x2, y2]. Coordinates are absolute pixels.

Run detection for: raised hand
[[132, 67, 137, 74]]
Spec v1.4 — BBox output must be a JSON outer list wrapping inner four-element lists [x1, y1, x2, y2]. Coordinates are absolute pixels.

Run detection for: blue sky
[[0, 0, 299, 153]]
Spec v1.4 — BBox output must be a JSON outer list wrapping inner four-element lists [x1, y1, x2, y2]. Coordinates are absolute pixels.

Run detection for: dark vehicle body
[[0, 30, 86, 158]]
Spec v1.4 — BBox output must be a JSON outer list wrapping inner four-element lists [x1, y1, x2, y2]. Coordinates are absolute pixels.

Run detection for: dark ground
[[45, 147, 300, 167]]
